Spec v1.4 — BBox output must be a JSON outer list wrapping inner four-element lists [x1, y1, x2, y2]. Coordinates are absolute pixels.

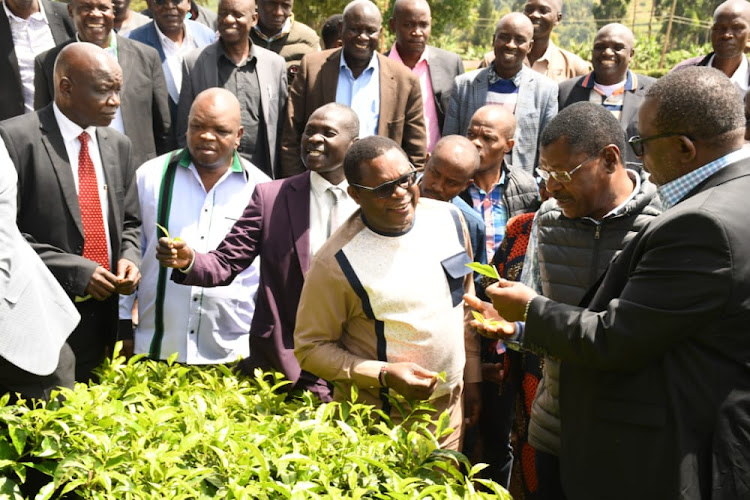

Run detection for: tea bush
[[0, 349, 509, 499]]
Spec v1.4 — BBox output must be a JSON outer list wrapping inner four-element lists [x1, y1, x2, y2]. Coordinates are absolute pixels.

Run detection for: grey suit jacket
[[0, 105, 141, 303], [176, 40, 288, 179], [443, 65, 558, 174], [424, 45, 464, 131], [33, 35, 173, 167], [0, 0, 75, 121], [558, 70, 654, 167], [0, 148, 79, 376]]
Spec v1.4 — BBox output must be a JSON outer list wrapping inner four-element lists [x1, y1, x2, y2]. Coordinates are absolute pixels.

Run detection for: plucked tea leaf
[[465, 262, 500, 280]]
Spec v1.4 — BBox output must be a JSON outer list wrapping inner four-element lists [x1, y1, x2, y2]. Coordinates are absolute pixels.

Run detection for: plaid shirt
[[467, 168, 508, 262], [658, 148, 750, 209]]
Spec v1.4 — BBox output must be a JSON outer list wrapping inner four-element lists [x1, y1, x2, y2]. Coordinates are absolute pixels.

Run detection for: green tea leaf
[[465, 262, 500, 280], [155, 223, 170, 239]]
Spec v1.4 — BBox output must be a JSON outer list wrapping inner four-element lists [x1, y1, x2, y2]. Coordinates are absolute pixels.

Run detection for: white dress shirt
[[154, 21, 197, 103], [308, 171, 358, 258], [708, 53, 750, 94], [3, 0, 56, 114], [53, 103, 113, 260], [121, 150, 271, 364]]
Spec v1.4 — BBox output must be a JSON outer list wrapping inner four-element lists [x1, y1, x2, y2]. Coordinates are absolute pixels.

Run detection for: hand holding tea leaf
[[464, 294, 516, 339], [115, 258, 140, 295], [383, 362, 438, 401], [155, 225, 193, 270]]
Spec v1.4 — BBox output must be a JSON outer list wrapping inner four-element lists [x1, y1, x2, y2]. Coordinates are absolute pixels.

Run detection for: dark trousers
[[0, 343, 75, 401], [68, 297, 115, 383], [535, 449, 567, 500]]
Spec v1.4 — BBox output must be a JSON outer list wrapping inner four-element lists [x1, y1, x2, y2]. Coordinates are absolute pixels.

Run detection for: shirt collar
[[76, 31, 118, 57], [179, 148, 243, 173], [469, 164, 507, 194], [310, 170, 349, 198], [708, 53, 749, 89], [339, 49, 379, 76], [388, 42, 429, 66], [658, 148, 750, 209], [488, 64, 523, 86], [218, 39, 257, 65], [3, 0, 48, 23], [251, 14, 293, 42], [53, 102, 97, 146], [154, 19, 191, 48], [534, 39, 557, 64], [581, 69, 637, 91], [583, 169, 641, 222]]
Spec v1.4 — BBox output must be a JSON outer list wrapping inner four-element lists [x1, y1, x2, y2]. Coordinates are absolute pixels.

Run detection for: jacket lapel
[[115, 35, 136, 135], [684, 157, 750, 201], [39, 107, 84, 237], [96, 128, 121, 239], [377, 53, 396, 134], [286, 172, 312, 275], [320, 51, 341, 105]]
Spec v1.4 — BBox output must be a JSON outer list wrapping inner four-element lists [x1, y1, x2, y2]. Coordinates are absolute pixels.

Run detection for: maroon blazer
[[172, 171, 331, 399], [280, 48, 427, 177]]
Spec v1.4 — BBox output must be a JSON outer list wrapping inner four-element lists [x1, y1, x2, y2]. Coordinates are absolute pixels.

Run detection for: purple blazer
[[173, 171, 331, 399]]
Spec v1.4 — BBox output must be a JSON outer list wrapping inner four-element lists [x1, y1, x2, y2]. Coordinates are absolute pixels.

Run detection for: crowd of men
[[2, 0, 750, 498]]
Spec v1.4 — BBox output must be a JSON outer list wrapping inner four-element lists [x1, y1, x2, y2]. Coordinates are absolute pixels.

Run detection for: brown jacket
[[280, 48, 427, 177]]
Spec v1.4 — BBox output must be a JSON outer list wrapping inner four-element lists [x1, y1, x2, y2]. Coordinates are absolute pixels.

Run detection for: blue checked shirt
[[467, 168, 508, 262], [658, 148, 750, 209]]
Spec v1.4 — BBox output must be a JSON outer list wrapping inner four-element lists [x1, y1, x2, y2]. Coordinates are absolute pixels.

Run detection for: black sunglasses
[[628, 132, 691, 157], [350, 167, 418, 199]]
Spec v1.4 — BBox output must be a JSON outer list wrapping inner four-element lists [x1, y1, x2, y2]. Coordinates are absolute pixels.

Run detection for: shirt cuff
[[179, 252, 196, 274]]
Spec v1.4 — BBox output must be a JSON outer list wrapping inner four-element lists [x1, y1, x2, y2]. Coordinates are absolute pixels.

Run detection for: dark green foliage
[[0, 349, 509, 499]]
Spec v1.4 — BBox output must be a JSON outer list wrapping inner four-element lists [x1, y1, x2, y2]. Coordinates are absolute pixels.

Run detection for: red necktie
[[77, 131, 109, 270]]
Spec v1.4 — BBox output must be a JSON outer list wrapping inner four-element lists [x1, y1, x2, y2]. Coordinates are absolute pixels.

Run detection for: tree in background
[[592, 0, 628, 26], [653, 0, 720, 49]]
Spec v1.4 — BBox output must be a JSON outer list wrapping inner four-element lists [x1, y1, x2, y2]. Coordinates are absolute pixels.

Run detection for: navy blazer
[[0, 0, 74, 121]]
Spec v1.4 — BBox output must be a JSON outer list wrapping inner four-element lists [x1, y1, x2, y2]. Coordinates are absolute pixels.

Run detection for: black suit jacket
[[0, 0, 74, 121], [558, 71, 654, 167], [524, 157, 750, 499], [33, 35, 173, 166], [0, 105, 141, 328]]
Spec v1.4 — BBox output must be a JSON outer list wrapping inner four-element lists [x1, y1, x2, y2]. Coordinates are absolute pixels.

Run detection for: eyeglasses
[[350, 167, 419, 198], [536, 146, 607, 183], [628, 132, 686, 157]]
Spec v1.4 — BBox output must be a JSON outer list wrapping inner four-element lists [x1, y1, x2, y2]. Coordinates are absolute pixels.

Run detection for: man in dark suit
[[156, 103, 361, 401], [176, 0, 288, 179], [386, 0, 464, 153], [0, 42, 141, 383], [469, 67, 750, 499], [0, 0, 75, 121], [126, 0, 216, 123], [558, 23, 654, 167], [33, 0, 172, 167], [280, 0, 426, 178]]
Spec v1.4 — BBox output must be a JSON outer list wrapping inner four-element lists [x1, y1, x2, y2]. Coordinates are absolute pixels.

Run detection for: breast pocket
[[441, 251, 471, 307]]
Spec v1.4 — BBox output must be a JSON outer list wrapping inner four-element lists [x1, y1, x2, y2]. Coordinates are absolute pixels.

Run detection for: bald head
[[493, 13, 535, 78], [421, 135, 480, 201], [189, 88, 242, 129], [711, 0, 750, 61], [390, 0, 431, 62], [592, 23, 635, 85], [596, 23, 635, 47], [392, 0, 430, 18], [54, 42, 122, 128], [343, 0, 381, 22], [714, 0, 750, 21], [471, 105, 516, 139], [187, 88, 245, 170], [468, 105, 517, 171]]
